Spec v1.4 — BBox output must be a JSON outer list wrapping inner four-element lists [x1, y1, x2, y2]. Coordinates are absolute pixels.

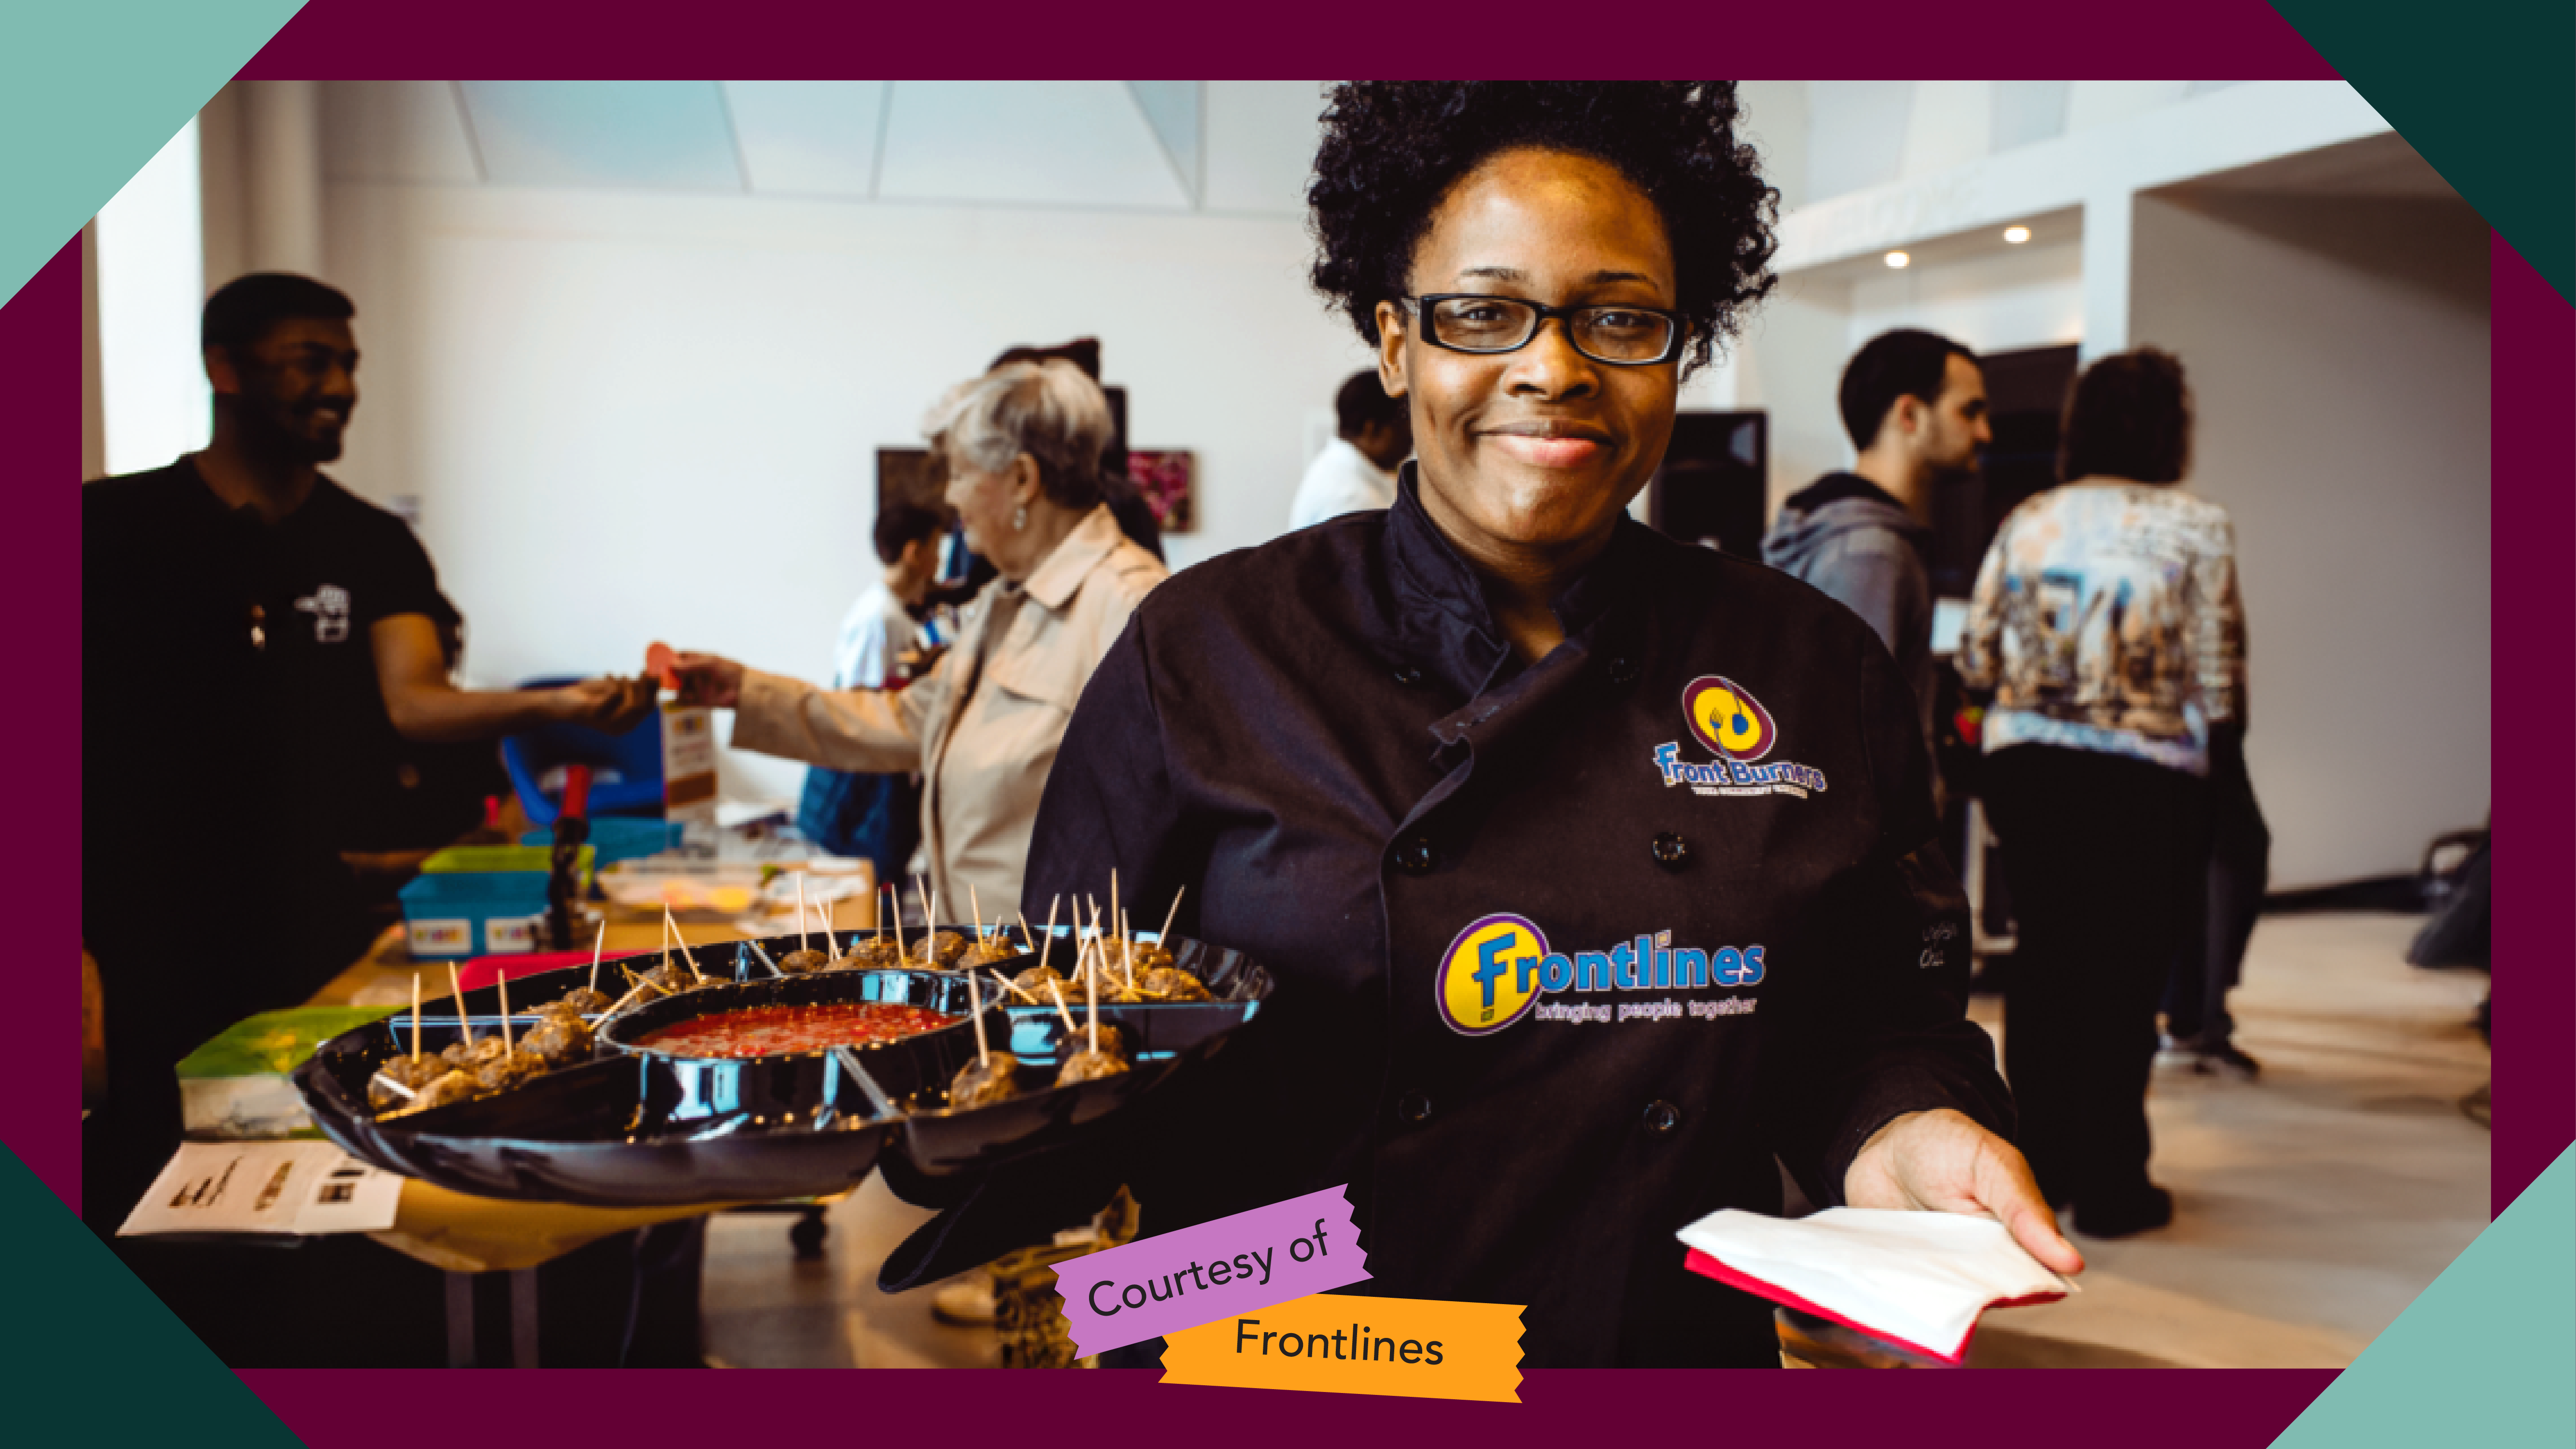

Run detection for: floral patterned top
[[1957, 481, 2245, 776]]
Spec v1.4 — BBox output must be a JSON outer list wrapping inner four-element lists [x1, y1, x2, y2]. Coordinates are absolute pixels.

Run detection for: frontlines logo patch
[[1436, 919, 1765, 1037], [1436, 915, 1547, 1036], [1656, 675, 1827, 799]]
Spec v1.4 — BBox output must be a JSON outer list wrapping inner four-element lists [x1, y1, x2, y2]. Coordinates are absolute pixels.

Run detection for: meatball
[[444, 1035, 510, 1072], [1054, 1045, 1131, 1086], [473, 1048, 548, 1095], [556, 987, 614, 1016], [966, 934, 1024, 967], [1134, 966, 1212, 1002], [1011, 964, 1068, 1003], [908, 930, 972, 970], [388, 1069, 478, 1119], [520, 1015, 594, 1068], [641, 961, 698, 996], [848, 934, 906, 968], [368, 1052, 449, 1112], [776, 949, 832, 976], [947, 1052, 1022, 1110]]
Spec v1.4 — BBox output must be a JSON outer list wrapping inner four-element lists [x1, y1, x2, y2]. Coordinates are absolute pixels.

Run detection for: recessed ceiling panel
[[722, 81, 888, 197], [1990, 81, 2069, 155], [460, 81, 742, 191], [1202, 82, 1326, 215], [876, 81, 1189, 210], [1806, 82, 1914, 203], [1126, 81, 1201, 202], [323, 81, 482, 185]]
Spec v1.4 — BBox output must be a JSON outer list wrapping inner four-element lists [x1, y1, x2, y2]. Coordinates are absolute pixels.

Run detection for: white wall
[[95, 118, 210, 476], [1700, 240, 2083, 513], [2131, 190, 2490, 889], [323, 182, 1372, 800]]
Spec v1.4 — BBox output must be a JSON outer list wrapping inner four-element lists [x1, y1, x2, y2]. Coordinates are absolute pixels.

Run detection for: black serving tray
[[292, 928, 1268, 1207], [891, 934, 1270, 1179], [298, 961, 976, 1207]]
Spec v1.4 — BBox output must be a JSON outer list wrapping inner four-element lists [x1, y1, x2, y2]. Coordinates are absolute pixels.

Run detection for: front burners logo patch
[[1683, 676, 1776, 761], [1655, 675, 1827, 799]]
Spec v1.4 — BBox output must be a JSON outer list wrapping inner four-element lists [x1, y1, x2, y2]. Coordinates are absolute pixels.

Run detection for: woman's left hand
[[1843, 1108, 2085, 1277]]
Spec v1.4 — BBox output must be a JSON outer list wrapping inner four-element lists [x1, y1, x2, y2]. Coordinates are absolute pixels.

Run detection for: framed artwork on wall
[[1127, 448, 1195, 533]]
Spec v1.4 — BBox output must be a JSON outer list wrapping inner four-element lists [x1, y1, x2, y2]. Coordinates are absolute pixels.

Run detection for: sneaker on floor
[[2194, 1042, 2262, 1080], [932, 1274, 997, 1326], [2153, 1035, 2200, 1071], [2074, 1185, 2174, 1239]]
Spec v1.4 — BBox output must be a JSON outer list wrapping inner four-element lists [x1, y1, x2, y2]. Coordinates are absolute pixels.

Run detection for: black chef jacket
[[887, 471, 2011, 1367]]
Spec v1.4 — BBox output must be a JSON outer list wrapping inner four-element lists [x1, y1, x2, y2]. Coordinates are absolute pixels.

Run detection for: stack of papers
[[1677, 1207, 2075, 1364], [117, 1141, 404, 1240]]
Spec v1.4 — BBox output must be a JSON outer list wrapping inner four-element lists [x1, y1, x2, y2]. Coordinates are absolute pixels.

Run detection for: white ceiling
[[2180, 131, 2463, 201], [322, 81, 1330, 216]]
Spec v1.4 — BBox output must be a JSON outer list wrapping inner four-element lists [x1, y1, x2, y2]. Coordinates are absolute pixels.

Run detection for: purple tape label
[[1058, 1185, 1368, 1358]]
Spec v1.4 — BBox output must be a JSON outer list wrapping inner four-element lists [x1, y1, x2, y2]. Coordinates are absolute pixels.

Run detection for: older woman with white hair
[[669, 359, 1167, 915]]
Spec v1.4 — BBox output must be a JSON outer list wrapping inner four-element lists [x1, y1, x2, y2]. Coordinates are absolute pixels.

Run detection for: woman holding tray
[[887, 82, 2081, 1367]]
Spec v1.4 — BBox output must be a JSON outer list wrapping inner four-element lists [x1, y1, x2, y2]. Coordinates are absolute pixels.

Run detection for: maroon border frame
[[19, 3, 2566, 1444]]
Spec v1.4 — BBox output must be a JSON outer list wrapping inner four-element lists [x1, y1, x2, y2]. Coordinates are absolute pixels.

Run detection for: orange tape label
[[1159, 1292, 1523, 1402]]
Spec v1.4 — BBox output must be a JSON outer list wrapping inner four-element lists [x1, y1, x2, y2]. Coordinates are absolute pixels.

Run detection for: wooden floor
[[697, 911, 2493, 1370]]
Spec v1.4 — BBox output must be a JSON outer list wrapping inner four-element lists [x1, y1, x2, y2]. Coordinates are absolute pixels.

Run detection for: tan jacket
[[734, 505, 1166, 919]]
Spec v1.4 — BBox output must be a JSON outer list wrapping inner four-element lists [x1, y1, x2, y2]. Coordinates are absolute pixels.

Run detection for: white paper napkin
[[1677, 1207, 2075, 1363]]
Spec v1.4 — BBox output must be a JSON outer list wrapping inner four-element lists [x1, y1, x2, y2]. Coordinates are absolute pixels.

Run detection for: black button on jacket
[[889, 474, 2010, 1368]]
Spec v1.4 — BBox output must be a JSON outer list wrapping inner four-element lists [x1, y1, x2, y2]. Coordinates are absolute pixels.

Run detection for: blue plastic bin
[[521, 818, 682, 868], [397, 870, 557, 959], [500, 676, 668, 825]]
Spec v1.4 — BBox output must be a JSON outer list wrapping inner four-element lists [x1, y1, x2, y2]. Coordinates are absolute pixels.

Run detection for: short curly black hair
[[1306, 82, 1779, 376]]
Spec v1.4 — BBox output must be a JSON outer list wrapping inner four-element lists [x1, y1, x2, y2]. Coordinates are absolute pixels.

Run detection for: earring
[[1013, 505, 1028, 532]]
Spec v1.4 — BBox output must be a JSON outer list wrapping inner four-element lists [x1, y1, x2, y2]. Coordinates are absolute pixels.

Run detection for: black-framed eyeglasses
[[1404, 294, 1684, 366]]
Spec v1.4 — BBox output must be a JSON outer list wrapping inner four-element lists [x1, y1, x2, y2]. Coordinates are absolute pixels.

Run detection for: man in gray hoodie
[[1763, 328, 1990, 737]]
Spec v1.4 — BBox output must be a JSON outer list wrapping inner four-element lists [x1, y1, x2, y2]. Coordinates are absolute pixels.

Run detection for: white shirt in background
[[1288, 437, 1399, 530], [832, 577, 917, 690]]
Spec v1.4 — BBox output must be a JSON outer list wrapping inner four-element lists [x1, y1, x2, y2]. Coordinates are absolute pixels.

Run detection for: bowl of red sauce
[[599, 966, 996, 1133], [636, 1000, 958, 1059]]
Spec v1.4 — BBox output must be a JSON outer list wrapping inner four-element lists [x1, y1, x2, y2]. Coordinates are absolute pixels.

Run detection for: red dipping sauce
[[637, 1001, 958, 1058]]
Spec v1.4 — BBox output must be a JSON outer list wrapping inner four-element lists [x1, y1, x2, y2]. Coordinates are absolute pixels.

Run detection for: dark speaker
[[1646, 411, 1768, 558]]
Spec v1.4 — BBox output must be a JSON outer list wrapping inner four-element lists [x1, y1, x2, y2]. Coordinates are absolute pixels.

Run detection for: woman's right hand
[[665, 651, 746, 709]]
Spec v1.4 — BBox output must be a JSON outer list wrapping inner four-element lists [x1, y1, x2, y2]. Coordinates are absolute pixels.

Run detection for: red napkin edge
[[1684, 1245, 2066, 1366], [456, 950, 657, 994]]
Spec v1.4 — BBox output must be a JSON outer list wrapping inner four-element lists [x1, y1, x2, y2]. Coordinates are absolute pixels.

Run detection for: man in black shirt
[[82, 274, 651, 1220]]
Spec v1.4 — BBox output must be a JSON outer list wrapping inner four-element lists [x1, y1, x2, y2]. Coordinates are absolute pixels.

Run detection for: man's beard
[[239, 399, 346, 465]]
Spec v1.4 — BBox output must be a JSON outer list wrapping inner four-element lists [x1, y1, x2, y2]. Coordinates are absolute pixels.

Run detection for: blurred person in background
[[669, 359, 1168, 915], [1288, 368, 1414, 527], [796, 499, 947, 881], [1764, 328, 1988, 740], [990, 338, 1166, 562], [2159, 699, 2271, 1082], [1958, 347, 2244, 1238], [82, 273, 653, 1221]]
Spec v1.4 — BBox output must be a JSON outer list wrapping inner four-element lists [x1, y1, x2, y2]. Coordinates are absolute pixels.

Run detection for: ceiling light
[[1884, 251, 1910, 269], [2002, 226, 2032, 245]]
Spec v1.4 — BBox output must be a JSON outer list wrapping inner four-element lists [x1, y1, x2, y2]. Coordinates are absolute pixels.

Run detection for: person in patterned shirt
[[1958, 347, 2244, 1238]]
